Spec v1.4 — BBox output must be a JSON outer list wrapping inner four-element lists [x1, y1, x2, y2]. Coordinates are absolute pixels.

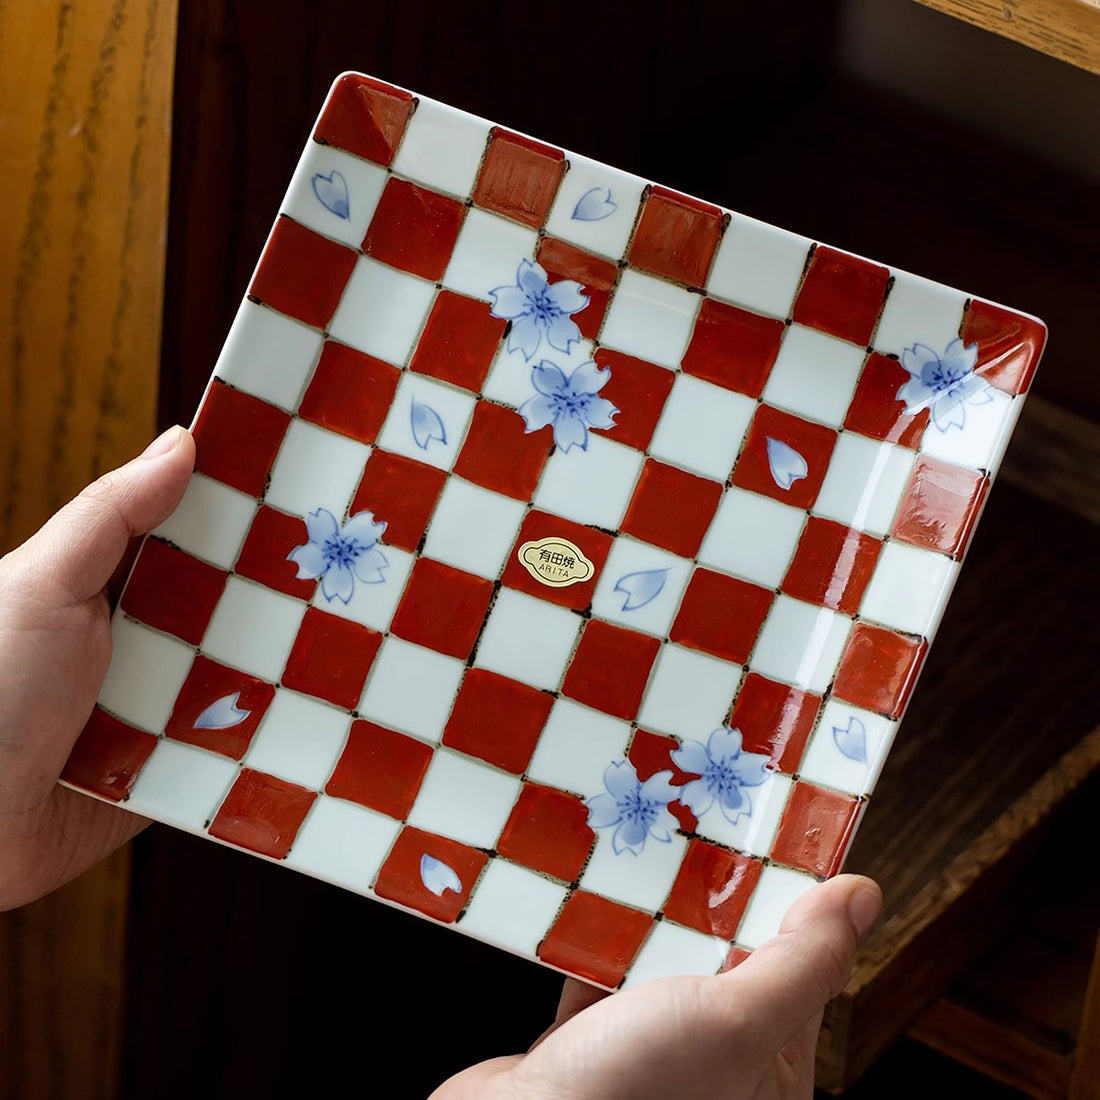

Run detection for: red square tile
[[628, 729, 699, 832], [621, 460, 722, 558], [561, 620, 660, 721], [628, 186, 724, 287], [498, 783, 594, 882], [442, 669, 554, 774], [594, 349, 675, 451], [843, 353, 929, 448], [961, 299, 1046, 396], [670, 569, 773, 664], [473, 128, 565, 227], [538, 891, 653, 988], [208, 768, 316, 859], [536, 237, 617, 340], [410, 291, 506, 392], [373, 826, 488, 923], [298, 341, 400, 444], [665, 841, 763, 939], [350, 450, 446, 552], [681, 298, 785, 397], [120, 539, 227, 646], [281, 608, 383, 709], [781, 517, 882, 614], [454, 400, 553, 499], [192, 380, 291, 498], [501, 510, 612, 610], [832, 622, 927, 718], [234, 506, 317, 600], [362, 178, 466, 280], [389, 558, 493, 660], [722, 946, 752, 971], [771, 783, 861, 877], [165, 655, 277, 759], [62, 707, 156, 802], [729, 674, 821, 773], [326, 719, 433, 819], [249, 217, 359, 330], [891, 456, 989, 557], [792, 246, 890, 347], [730, 404, 837, 510], [313, 73, 413, 165]]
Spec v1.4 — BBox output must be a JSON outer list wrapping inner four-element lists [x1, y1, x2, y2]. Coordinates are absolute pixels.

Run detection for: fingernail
[[849, 885, 881, 939], [141, 426, 184, 460]]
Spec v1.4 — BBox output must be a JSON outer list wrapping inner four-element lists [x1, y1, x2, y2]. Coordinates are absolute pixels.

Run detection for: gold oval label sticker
[[518, 536, 594, 588]]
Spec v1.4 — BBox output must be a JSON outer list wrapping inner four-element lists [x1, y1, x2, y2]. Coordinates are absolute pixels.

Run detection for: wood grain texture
[[915, 0, 1100, 74], [0, 1, 176, 1097], [1072, 931, 1100, 1099]]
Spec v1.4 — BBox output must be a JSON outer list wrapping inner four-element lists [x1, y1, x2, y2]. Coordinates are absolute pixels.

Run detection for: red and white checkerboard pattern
[[62, 73, 1046, 990]]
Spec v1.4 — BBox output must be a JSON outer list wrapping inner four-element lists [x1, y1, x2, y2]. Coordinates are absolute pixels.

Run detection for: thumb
[[4, 426, 195, 607]]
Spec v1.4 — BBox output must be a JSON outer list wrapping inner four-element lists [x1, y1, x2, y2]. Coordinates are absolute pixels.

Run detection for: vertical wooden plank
[[0, 1, 177, 1097]]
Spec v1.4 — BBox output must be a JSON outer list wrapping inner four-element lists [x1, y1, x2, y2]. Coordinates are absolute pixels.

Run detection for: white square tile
[[543, 153, 647, 260], [264, 419, 370, 519], [243, 689, 351, 789], [310, 544, 414, 633], [285, 795, 401, 891], [423, 479, 526, 580], [707, 216, 811, 320], [201, 577, 306, 681], [126, 740, 239, 829], [532, 434, 643, 528], [648, 374, 755, 481], [859, 541, 958, 638], [99, 617, 194, 734], [459, 860, 568, 956], [213, 300, 325, 411], [375, 372, 476, 472], [392, 98, 491, 199], [526, 700, 633, 798], [622, 921, 728, 987], [736, 864, 817, 949], [813, 433, 916, 537], [580, 829, 687, 913], [636, 645, 741, 741], [358, 637, 465, 744], [481, 335, 597, 408], [690, 770, 792, 858], [152, 474, 256, 569], [279, 141, 388, 249], [407, 748, 522, 848], [328, 256, 435, 367], [798, 700, 898, 797], [474, 589, 581, 692], [599, 270, 700, 369], [873, 272, 966, 360], [750, 596, 851, 693], [918, 384, 1017, 472], [590, 538, 693, 638], [762, 325, 866, 428], [442, 208, 539, 302], [698, 488, 807, 588]]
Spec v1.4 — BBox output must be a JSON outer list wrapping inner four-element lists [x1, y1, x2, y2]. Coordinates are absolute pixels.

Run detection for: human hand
[[0, 426, 195, 910], [433, 873, 881, 1100]]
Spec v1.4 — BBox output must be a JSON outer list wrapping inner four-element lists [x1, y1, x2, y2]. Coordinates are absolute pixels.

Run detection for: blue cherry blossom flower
[[586, 761, 680, 856], [671, 727, 770, 825], [897, 338, 991, 433], [519, 360, 618, 453], [287, 508, 388, 605], [489, 259, 588, 361]]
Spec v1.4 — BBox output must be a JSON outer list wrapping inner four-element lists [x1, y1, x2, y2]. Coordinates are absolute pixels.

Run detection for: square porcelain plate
[[62, 72, 1046, 990]]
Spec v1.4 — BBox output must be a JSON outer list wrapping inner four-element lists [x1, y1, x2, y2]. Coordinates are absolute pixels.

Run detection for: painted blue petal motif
[[614, 568, 670, 611], [766, 437, 808, 490], [311, 170, 350, 219], [897, 338, 987, 433], [572, 187, 617, 221], [832, 716, 868, 763], [287, 507, 388, 606], [410, 400, 447, 450], [193, 692, 251, 730], [419, 854, 462, 897]]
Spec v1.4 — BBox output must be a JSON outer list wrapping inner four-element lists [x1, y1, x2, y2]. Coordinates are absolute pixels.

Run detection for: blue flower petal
[[603, 760, 639, 799], [670, 739, 709, 776], [613, 817, 649, 855], [545, 312, 581, 354], [311, 170, 350, 219], [193, 692, 251, 730], [519, 393, 556, 433], [419, 854, 462, 897], [572, 186, 617, 221], [586, 792, 621, 829], [342, 511, 385, 547], [488, 284, 529, 320], [352, 546, 389, 584], [321, 562, 356, 604], [517, 259, 547, 295], [833, 716, 868, 763], [678, 777, 715, 819], [306, 508, 339, 542], [410, 400, 447, 449], [553, 412, 589, 452], [547, 278, 588, 315], [614, 568, 669, 611], [531, 360, 570, 397], [901, 342, 939, 378], [766, 437, 809, 490], [638, 770, 678, 806], [507, 314, 543, 360], [287, 540, 325, 579], [707, 726, 744, 765], [567, 359, 610, 396], [719, 786, 752, 825], [650, 806, 679, 843]]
